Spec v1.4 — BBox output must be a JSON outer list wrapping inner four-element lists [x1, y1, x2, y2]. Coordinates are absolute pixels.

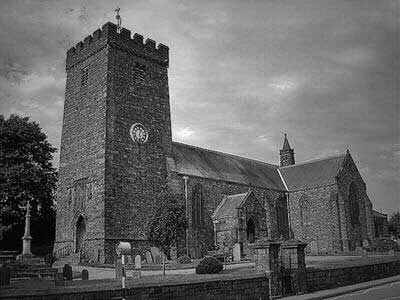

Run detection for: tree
[[146, 188, 187, 259], [388, 211, 400, 238], [0, 114, 58, 252]]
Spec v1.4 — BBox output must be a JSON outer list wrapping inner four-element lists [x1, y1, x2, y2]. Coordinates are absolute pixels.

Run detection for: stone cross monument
[[17, 201, 33, 260]]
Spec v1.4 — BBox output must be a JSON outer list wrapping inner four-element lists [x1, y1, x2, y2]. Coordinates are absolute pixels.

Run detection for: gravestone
[[145, 251, 153, 263], [233, 243, 241, 262], [63, 264, 73, 281], [54, 272, 64, 286], [82, 269, 89, 280], [389, 250, 395, 256], [0, 263, 10, 286], [310, 241, 318, 254], [170, 246, 177, 260], [115, 258, 123, 279], [150, 247, 161, 263], [135, 255, 142, 269], [132, 270, 141, 279], [127, 255, 133, 264], [362, 239, 370, 249]]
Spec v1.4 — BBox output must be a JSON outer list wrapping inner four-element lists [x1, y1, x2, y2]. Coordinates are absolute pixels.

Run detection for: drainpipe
[[286, 192, 292, 239], [182, 176, 189, 256], [277, 169, 291, 239]]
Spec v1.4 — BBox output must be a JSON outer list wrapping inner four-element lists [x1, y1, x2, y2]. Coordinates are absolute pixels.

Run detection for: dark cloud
[[0, 0, 398, 214]]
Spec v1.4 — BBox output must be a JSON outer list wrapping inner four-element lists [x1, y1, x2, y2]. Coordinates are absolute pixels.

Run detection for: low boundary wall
[[307, 259, 400, 292], [0, 273, 269, 300]]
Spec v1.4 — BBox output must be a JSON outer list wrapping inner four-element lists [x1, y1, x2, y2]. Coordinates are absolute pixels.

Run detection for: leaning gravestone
[[233, 243, 241, 262], [82, 269, 89, 280], [135, 255, 142, 270], [0, 263, 10, 286], [63, 264, 73, 281], [145, 251, 153, 263]]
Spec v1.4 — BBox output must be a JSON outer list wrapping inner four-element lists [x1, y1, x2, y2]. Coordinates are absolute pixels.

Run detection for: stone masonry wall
[[306, 260, 400, 292], [0, 273, 269, 300], [336, 153, 371, 251], [56, 22, 171, 264], [55, 26, 110, 260], [172, 174, 285, 257], [103, 23, 171, 263], [289, 185, 342, 253]]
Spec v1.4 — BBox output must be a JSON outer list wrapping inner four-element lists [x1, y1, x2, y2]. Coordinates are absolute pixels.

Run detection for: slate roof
[[172, 142, 285, 190], [279, 153, 347, 190], [212, 192, 250, 219]]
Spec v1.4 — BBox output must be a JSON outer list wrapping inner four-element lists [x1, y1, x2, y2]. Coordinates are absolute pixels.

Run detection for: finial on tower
[[115, 7, 122, 33], [280, 133, 295, 167]]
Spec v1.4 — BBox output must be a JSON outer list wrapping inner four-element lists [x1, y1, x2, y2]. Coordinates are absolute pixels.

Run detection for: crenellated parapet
[[66, 22, 169, 70]]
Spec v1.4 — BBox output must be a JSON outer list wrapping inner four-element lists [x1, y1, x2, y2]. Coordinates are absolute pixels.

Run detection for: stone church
[[55, 22, 378, 263]]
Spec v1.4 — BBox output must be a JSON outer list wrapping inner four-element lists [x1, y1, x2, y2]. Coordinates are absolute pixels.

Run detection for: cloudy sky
[[0, 0, 398, 214]]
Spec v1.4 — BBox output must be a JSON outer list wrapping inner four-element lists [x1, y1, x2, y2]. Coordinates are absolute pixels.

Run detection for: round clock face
[[130, 123, 148, 144]]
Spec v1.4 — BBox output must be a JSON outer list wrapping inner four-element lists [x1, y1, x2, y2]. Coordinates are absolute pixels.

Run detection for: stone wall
[[1, 273, 269, 300], [55, 24, 110, 260], [306, 260, 400, 292], [55, 22, 172, 264], [288, 185, 342, 253], [103, 23, 171, 263], [173, 174, 285, 257], [336, 153, 372, 250]]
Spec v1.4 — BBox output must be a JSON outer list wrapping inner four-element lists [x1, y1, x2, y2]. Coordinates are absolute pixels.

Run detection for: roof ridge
[[172, 141, 279, 169], [279, 153, 346, 169]]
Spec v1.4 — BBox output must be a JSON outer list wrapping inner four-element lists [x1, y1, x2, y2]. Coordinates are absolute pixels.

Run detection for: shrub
[[373, 237, 400, 252], [195, 256, 223, 274], [177, 255, 191, 264]]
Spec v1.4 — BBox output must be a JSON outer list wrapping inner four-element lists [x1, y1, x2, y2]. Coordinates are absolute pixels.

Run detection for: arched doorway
[[246, 218, 255, 243], [75, 216, 86, 254]]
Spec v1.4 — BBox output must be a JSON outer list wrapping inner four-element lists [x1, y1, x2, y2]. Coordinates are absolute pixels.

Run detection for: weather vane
[[115, 7, 122, 33]]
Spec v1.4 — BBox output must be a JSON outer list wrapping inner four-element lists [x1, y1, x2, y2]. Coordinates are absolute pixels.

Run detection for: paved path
[[328, 281, 400, 300], [72, 262, 254, 280], [283, 275, 400, 300]]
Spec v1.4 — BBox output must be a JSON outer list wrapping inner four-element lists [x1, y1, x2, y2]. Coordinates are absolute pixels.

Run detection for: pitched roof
[[212, 191, 250, 219], [172, 142, 285, 190], [279, 153, 347, 190]]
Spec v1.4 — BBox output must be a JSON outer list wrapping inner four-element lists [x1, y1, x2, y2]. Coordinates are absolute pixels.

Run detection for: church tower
[[55, 22, 172, 263], [280, 133, 295, 167]]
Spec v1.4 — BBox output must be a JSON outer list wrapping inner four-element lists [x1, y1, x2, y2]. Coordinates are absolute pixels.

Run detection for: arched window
[[191, 184, 205, 226], [276, 196, 288, 236], [349, 182, 360, 226], [299, 195, 310, 226]]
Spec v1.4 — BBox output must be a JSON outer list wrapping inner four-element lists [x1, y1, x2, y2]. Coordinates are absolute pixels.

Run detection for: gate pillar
[[281, 240, 307, 295], [251, 238, 281, 296]]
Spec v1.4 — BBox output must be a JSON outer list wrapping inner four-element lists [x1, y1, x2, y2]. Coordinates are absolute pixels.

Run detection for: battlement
[[66, 22, 169, 70]]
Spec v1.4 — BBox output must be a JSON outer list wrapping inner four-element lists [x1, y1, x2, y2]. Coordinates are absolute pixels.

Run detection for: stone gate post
[[251, 238, 282, 296], [280, 240, 307, 295]]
